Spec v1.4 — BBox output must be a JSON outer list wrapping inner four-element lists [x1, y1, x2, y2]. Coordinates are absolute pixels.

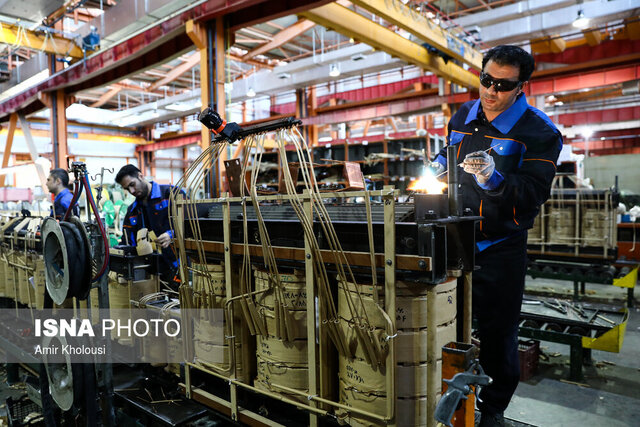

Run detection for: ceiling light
[[572, 10, 589, 29], [247, 87, 256, 97], [426, 12, 435, 19], [400, 0, 409, 4], [581, 128, 593, 139], [349, 37, 355, 43], [329, 64, 340, 77], [165, 102, 194, 112], [318, 136, 333, 142]]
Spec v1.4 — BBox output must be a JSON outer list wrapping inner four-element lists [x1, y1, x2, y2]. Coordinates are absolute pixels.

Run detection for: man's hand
[[428, 161, 446, 177], [155, 232, 173, 248], [462, 151, 495, 184]]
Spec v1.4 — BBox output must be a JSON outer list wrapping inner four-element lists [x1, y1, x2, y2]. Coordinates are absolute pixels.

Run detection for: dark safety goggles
[[479, 72, 521, 92]]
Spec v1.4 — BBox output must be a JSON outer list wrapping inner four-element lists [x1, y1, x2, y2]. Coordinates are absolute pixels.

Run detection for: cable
[[82, 174, 109, 281], [63, 178, 84, 221]]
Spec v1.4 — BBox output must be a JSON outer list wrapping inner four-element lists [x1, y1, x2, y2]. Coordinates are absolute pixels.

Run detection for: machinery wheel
[[42, 218, 91, 304]]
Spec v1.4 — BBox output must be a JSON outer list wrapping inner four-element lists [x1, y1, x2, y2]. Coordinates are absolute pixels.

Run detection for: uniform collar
[[130, 181, 160, 210], [465, 93, 529, 135], [149, 181, 161, 200], [54, 187, 71, 202]]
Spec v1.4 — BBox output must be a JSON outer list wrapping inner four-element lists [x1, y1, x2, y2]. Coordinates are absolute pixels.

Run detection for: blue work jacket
[[434, 93, 563, 251], [51, 188, 79, 220], [121, 182, 182, 274]]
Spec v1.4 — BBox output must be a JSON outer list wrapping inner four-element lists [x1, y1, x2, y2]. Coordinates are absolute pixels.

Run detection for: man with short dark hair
[[116, 164, 182, 288], [46, 168, 79, 220], [433, 45, 562, 426]]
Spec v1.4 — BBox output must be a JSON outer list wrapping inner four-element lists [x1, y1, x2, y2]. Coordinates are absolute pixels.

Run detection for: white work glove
[[428, 161, 445, 176], [155, 231, 173, 248], [462, 151, 495, 185]]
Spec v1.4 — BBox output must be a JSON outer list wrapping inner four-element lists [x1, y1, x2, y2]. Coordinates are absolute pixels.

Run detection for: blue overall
[[51, 188, 79, 220], [121, 182, 182, 284], [435, 93, 562, 415]]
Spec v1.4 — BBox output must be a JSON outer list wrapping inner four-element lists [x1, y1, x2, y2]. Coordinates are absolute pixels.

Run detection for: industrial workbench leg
[[573, 281, 580, 301], [628, 288, 634, 308], [569, 339, 584, 382], [6, 363, 18, 384], [583, 348, 592, 366]]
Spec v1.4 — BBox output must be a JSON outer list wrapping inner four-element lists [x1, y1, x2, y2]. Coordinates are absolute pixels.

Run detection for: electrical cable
[[82, 174, 109, 281], [63, 178, 83, 221]]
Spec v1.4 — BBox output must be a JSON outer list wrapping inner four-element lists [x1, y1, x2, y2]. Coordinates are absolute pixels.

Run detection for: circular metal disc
[[42, 335, 74, 411], [42, 217, 70, 305]]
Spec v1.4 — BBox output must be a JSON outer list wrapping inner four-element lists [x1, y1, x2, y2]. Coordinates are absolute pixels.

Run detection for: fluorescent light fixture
[[426, 12, 435, 19], [165, 102, 195, 111], [318, 136, 333, 142], [572, 10, 589, 29], [581, 128, 594, 139], [115, 116, 141, 127], [329, 63, 340, 77], [247, 87, 256, 97]]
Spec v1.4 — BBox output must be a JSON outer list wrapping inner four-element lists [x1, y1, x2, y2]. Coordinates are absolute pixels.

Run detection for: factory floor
[[507, 277, 640, 427]]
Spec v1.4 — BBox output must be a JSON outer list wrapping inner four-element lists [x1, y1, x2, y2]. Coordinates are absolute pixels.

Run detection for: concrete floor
[[506, 277, 640, 427]]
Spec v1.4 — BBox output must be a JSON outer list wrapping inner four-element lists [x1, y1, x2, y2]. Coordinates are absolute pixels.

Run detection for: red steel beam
[[555, 106, 640, 127], [289, 128, 446, 149], [534, 39, 640, 65], [528, 63, 640, 96], [566, 127, 640, 156], [302, 92, 474, 126], [568, 137, 640, 156], [272, 75, 440, 115], [137, 131, 201, 152]]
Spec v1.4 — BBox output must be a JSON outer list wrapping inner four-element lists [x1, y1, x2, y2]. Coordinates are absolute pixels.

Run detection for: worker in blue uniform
[[115, 164, 183, 289], [46, 168, 79, 220], [432, 45, 562, 427]]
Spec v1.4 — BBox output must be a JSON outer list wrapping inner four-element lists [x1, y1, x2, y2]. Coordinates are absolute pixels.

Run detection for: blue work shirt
[[434, 93, 563, 252], [51, 188, 79, 220]]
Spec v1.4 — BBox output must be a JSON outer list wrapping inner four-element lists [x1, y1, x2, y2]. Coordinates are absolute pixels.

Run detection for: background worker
[[432, 45, 562, 427], [46, 168, 79, 220], [115, 164, 181, 289]]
